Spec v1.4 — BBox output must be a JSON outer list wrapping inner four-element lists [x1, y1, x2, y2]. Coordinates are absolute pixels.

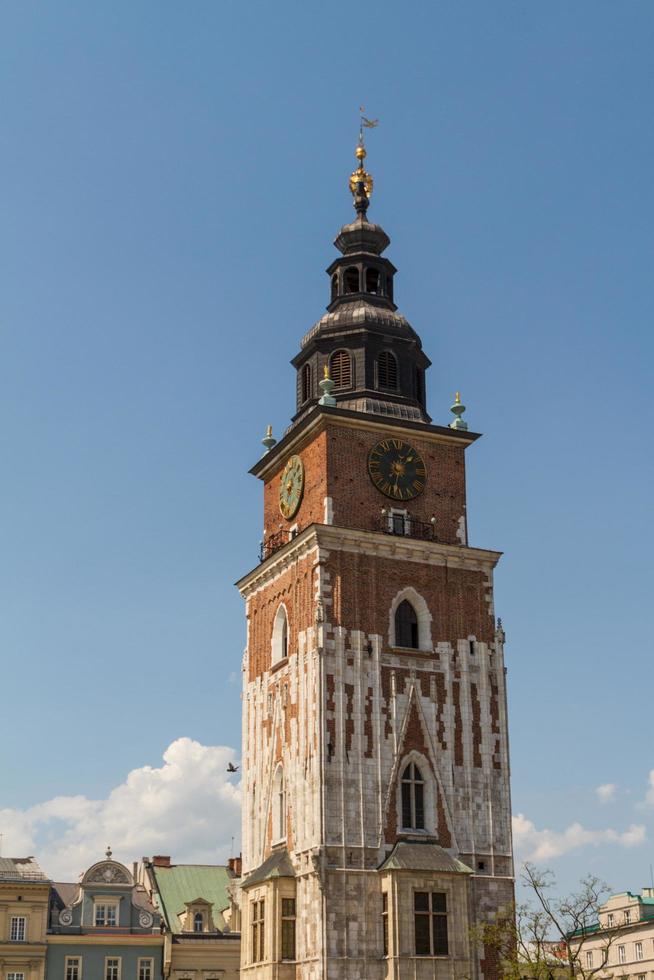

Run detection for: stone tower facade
[[237, 142, 514, 980]]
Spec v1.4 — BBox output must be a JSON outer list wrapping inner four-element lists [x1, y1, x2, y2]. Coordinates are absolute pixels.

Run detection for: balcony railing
[[260, 526, 303, 563]]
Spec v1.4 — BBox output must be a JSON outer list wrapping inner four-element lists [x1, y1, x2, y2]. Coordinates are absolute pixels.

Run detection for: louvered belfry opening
[[330, 350, 352, 390], [301, 364, 311, 403], [378, 350, 398, 390]]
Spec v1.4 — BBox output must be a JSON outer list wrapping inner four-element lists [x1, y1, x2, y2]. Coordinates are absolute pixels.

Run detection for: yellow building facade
[[0, 858, 49, 980]]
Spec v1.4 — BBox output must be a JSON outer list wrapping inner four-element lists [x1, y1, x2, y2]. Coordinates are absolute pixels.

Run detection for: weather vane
[[350, 107, 379, 203]]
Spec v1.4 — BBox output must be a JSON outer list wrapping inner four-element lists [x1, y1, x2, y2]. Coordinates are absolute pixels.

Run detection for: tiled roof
[[301, 301, 416, 348], [0, 857, 49, 881], [151, 864, 232, 934], [379, 842, 473, 875]]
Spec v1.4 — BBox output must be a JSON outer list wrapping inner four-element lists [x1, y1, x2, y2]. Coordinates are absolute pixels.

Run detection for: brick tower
[[236, 135, 514, 980]]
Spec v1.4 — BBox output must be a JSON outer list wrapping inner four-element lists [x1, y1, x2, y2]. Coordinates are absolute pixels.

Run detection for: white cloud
[[0, 738, 241, 880], [596, 783, 618, 803], [512, 813, 646, 863]]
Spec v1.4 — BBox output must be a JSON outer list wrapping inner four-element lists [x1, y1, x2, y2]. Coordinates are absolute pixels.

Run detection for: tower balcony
[[259, 514, 438, 563]]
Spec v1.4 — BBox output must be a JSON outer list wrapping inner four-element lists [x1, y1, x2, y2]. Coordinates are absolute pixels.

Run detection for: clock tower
[[236, 138, 514, 980]]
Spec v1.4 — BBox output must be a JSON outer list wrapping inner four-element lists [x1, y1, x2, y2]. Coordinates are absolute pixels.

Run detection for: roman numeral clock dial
[[368, 438, 426, 501]]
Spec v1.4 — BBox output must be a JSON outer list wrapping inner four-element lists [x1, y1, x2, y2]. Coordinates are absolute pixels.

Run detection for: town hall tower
[[236, 137, 514, 980]]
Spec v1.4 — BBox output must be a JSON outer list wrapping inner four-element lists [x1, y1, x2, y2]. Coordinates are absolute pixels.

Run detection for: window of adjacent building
[[638, 974, 646, 980], [395, 599, 419, 649], [401, 762, 425, 830], [105, 958, 120, 980], [382, 892, 388, 956], [625, 909, 632, 923], [281, 898, 296, 960], [251, 899, 265, 963], [271, 605, 288, 665], [608, 913, 614, 927], [138, 958, 153, 980], [618, 945, 626, 964], [636, 942, 643, 960], [7, 974, 25, 980], [343, 267, 359, 294], [193, 911, 204, 933], [273, 765, 286, 842], [10, 916, 26, 941], [414, 891, 448, 956], [377, 351, 398, 391], [65, 957, 82, 980], [330, 349, 352, 390], [301, 364, 312, 403], [586, 951, 593, 969], [95, 903, 118, 927], [365, 268, 380, 294]]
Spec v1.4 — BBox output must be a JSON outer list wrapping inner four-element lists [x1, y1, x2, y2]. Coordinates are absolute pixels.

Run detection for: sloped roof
[[241, 849, 295, 889], [379, 841, 473, 875], [151, 865, 232, 934], [0, 857, 49, 881]]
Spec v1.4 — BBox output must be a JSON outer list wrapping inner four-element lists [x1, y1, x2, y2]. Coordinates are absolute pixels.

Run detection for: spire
[[348, 109, 377, 216]]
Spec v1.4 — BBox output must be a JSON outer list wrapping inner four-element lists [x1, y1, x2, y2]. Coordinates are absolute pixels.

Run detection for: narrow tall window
[[586, 951, 593, 969], [330, 350, 352, 390], [618, 945, 626, 964], [251, 899, 265, 963], [636, 942, 643, 960], [387, 275, 394, 302], [105, 959, 120, 980], [416, 368, 424, 406], [395, 599, 419, 649], [273, 765, 286, 841], [366, 268, 380, 294], [301, 364, 311, 403], [194, 911, 204, 933], [10, 916, 26, 941], [414, 892, 448, 956], [382, 892, 389, 956], [281, 898, 296, 960], [331, 273, 338, 302], [138, 959, 153, 980], [608, 913, 614, 927], [378, 351, 398, 390], [344, 267, 359, 293], [272, 605, 288, 665], [625, 909, 632, 923], [401, 762, 425, 830], [66, 958, 81, 980]]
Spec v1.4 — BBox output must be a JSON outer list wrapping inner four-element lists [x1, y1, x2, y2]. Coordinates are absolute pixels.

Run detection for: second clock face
[[368, 439, 426, 501], [279, 455, 304, 519]]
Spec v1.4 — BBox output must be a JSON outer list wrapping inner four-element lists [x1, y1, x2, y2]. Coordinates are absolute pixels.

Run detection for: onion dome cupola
[[292, 129, 432, 424]]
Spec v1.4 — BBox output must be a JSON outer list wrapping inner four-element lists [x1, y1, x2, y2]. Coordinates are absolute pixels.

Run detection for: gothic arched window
[[378, 351, 398, 390], [301, 364, 311, 403], [330, 350, 352, 390], [401, 762, 425, 830], [344, 267, 360, 294], [273, 764, 286, 841], [395, 600, 419, 649], [331, 273, 339, 302], [366, 268, 380, 294], [194, 911, 204, 933], [272, 605, 288, 665]]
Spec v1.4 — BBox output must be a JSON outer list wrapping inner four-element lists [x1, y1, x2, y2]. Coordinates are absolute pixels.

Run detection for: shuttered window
[[378, 351, 398, 390], [330, 350, 352, 390]]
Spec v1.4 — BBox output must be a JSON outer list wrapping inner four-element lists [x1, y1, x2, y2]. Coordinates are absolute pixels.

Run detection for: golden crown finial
[[349, 107, 378, 203]]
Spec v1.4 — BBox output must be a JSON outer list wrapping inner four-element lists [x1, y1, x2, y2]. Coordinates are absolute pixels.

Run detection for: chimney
[[152, 856, 171, 868], [229, 854, 242, 877], [642, 888, 654, 899]]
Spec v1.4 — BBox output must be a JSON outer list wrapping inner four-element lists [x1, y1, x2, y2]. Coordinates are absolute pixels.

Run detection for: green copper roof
[[151, 864, 232, 934]]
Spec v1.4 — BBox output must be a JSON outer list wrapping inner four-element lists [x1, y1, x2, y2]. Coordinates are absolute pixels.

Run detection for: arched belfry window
[[344, 266, 360, 294], [366, 268, 380, 294], [330, 350, 352, 390], [378, 351, 398, 391], [401, 762, 425, 830], [331, 273, 338, 302], [272, 605, 288, 665], [273, 764, 286, 841], [395, 600, 419, 649], [194, 911, 204, 933], [301, 364, 311, 403]]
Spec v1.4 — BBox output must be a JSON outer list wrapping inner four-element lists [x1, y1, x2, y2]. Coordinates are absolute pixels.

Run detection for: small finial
[[449, 391, 468, 431], [319, 365, 336, 407], [262, 424, 277, 453], [106, 845, 112, 860]]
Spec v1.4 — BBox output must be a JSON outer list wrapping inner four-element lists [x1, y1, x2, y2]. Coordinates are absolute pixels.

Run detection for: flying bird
[[227, 762, 240, 773]]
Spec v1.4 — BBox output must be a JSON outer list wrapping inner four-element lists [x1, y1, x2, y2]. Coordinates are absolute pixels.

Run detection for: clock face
[[368, 438, 426, 501], [279, 455, 304, 519]]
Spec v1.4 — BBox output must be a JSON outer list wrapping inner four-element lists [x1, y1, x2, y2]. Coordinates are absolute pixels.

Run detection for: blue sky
[[1, 1, 653, 892]]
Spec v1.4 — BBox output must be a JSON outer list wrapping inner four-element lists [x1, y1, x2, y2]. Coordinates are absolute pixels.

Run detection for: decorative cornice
[[236, 523, 501, 597]]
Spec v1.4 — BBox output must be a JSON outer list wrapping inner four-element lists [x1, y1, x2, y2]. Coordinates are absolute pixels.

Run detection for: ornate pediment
[[83, 861, 132, 886]]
